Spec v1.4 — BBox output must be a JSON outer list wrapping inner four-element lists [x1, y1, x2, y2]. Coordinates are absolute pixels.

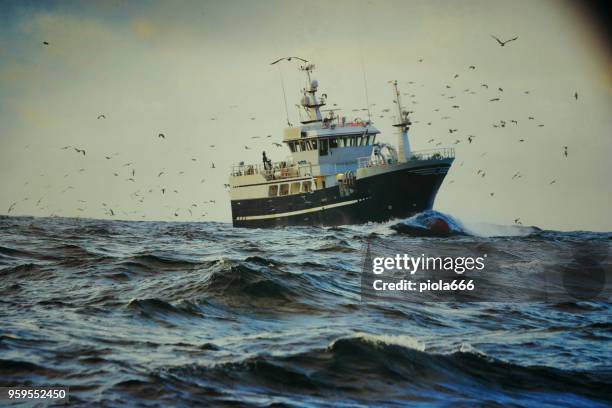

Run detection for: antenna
[[359, 40, 372, 123], [275, 64, 292, 127]]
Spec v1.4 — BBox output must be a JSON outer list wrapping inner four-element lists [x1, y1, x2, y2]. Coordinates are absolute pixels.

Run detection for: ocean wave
[[155, 334, 612, 405]]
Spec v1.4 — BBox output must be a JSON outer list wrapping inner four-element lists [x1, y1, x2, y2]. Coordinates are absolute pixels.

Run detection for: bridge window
[[301, 181, 313, 192], [319, 139, 328, 156], [300, 141, 306, 151], [329, 138, 338, 149], [268, 185, 278, 197], [288, 142, 296, 152], [290, 182, 301, 194], [279, 184, 289, 196], [312, 140, 317, 149]]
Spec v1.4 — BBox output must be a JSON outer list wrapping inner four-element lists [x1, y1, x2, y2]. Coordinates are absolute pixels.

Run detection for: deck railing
[[357, 148, 455, 169], [231, 160, 313, 180]]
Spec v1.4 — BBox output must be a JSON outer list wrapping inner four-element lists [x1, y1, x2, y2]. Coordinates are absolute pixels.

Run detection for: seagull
[[469, 65, 476, 70], [132, 169, 135, 177], [211, 163, 215, 168], [528, 116, 534, 120], [549, 180, 557, 185], [74, 147, 86, 156], [467, 135, 475, 143], [490, 192, 495, 196], [158, 133, 165, 139], [511, 120, 518, 124], [449, 128, 458, 134], [514, 218, 522, 225], [574, 92, 578, 100], [454, 74, 459, 79], [481, 84, 489, 88], [245, 146, 250, 150], [273, 142, 282, 147], [97, 114, 106, 119], [491, 35, 518, 47], [564, 146, 568, 157], [498, 87, 503, 92], [270, 56, 308, 65], [427, 138, 435, 143], [7, 202, 17, 213], [161, 188, 166, 194], [489, 98, 500, 102], [108, 209, 114, 216]]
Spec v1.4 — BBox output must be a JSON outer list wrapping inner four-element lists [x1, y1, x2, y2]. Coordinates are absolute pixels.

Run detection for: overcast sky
[[1, 0, 610, 231]]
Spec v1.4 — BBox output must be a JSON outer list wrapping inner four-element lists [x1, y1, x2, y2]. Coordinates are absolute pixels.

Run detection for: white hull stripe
[[236, 199, 362, 221]]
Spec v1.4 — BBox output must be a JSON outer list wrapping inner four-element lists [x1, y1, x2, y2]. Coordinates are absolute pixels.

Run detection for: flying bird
[[489, 98, 500, 102], [563, 146, 568, 157], [469, 65, 476, 70], [270, 56, 308, 65], [273, 142, 282, 147], [574, 92, 578, 100], [158, 133, 165, 139], [74, 147, 86, 156], [7, 202, 17, 213], [514, 218, 522, 225], [491, 35, 518, 46], [467, 135, 475, 143], [43, 41, 49, 45]]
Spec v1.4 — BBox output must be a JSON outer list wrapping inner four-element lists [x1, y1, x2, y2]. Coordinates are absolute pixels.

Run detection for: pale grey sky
[[1, 0, 610, 230]]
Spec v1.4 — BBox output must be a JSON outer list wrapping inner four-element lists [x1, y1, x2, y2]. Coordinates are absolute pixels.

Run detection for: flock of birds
[[6, 35, 578, 225]]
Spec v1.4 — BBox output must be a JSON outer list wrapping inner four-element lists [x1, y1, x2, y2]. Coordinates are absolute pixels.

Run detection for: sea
[[0, 212, 610, 407]]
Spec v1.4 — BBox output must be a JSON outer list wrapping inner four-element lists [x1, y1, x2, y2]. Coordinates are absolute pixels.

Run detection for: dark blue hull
[[231, 160, 452, 228]]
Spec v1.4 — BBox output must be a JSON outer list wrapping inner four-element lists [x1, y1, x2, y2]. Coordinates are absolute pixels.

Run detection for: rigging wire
[[276, 65, 292, 127]]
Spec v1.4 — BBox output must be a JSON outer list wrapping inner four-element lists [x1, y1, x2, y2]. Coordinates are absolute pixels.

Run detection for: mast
[[299, 63, 326, 124], [389, 80, 412, 162]]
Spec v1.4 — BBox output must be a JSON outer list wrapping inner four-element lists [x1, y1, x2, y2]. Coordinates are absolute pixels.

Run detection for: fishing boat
[[228, 63, 454, 228]]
